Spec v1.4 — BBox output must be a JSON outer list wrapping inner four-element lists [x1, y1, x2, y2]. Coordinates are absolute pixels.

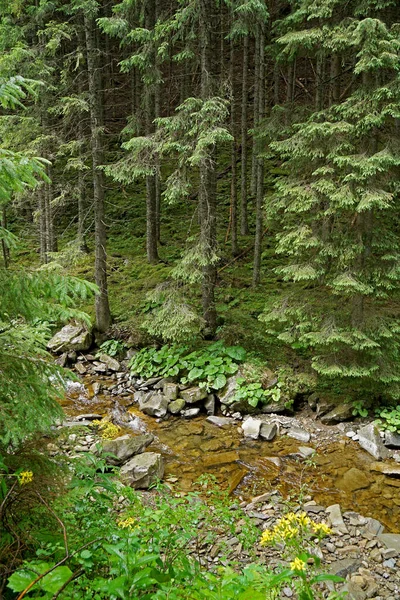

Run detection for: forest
[[1, 0, 400, 598]]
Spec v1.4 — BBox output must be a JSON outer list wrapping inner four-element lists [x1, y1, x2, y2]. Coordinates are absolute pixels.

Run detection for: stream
[[62, 376, 400, 534]]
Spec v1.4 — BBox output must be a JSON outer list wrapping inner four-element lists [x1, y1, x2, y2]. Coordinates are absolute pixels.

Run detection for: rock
[[343, 581, 367, 600], [304, 504, 325, 514], [204, 394, 216, 415], [180, 387, 207, 404], [362, 517, 384, 536], [316, 397, 336, 417], [138, 377, 163, 388], [261, 402, 288, 414], [369, 461, 400, 477], [98, 353, 121, 372], [259, 422, 277, 441], [298, 446, 315, 459], [242, 417, 262, 439], [218, 376, 239, 405], [384, 431, 400, 448], [357, 423, 388, 460], [206, 416, 235, 427], [287, 426, 310, 443], [163, 382, 179, 401], [55, 352, 68, 367], [75, 362, 87, 375], [47, 324, 92, 353], [139, 392, 169, 418], [307, 393, 318, 410], [264, 457, 282, 467], [203, 451, 239, 467], [377, 534, 400, 553], [95, 433, 154, 465], [381, 548, 398, 559], [92, 382, 102, 396], [76, 413, 102, 421], [181, 408, 201, 418], [93, 361, 107, 373], [336, 467, 371, 493], [168, 399, 186, 414], [120, 452, 164, 488], [320, 403, 354, 424], [329, 558, 361, 578], [326, 504, 348, 534]]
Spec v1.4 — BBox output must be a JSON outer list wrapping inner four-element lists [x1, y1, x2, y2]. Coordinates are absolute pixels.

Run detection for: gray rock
[[343, 581, 367, 600], [369, 461, 400, 477], [98, 353, 121, 372], [287, 427, 310, 443], [139, 377, 163, 388], [75, 362, 87, 375], [120, 452, 164, 488], [329, 558, 361, 578], [304, 504, 325, 514], [55, 352, 68, 367], [320, 403, 353, 424], [377, 534, 400, 553], [298, 446, 315, 459], [204, 394, 216, 415], [206, 416, 235, 427], [384, 431, 400, 448], [181, 408, 200, 418], [163, 382, 179, 401], [76, 413, 102, 421], [362, 517, 384, 536], [180, 387, 207, 404], [259, 422, 277, 441], [47, 324, 92, 353], [357, 423, 388, 460], [96, 433, 154, 465], [139, 392, 169, 418], [168, 399, 186, 414], [92, 382, 102, 396], [218, 376, 239, 405], [316, 397, 336, 417], [261, 402, 288, 414], [93, 361, 107, 373], [242, 417, 262, 439], [326, 504, 348, 534]]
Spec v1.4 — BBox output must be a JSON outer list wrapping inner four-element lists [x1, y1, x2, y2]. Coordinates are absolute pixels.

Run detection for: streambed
[[61, 376, 400, 533]]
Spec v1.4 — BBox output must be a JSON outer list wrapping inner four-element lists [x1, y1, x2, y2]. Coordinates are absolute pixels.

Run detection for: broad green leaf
[[42, 566, 74, 594], [212, 373, 226, 390], [225, 346, 247, 361]]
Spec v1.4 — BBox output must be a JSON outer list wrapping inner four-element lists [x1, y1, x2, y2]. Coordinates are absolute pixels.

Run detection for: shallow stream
[[62, 378, 400, 533]]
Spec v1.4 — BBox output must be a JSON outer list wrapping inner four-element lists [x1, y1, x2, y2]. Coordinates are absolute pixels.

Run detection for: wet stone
[[181, 408, 201, 418], [206, 415, 235, 427], [357, 423, 388, 461], [287, 426, 310, 443], [163, 382, 179, 401], [259, 422, 277, 441], [242, 417, 262, 439], [180, 387, 208, 404], [168, 399, 185, 414], [384, 431, 400, 448], [337, 467, 371, 493]]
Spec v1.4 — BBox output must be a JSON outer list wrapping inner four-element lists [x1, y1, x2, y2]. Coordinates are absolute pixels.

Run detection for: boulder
[[259, 422, 278, 441], [242, 417, 262, 439], [206, 415, 235, 428], [287, 426, 310, 443], [168, 399, 186, 414], [218, 376, 238, 405], [181, 407, 201, 418], [163, 382, 179, 401], [96, 433, 154, 465], [139, 392, 169, 418], [47, 324, 92, 353], [204, 394, 216, 415], [98, 353, 121, 372], [75, 362, 87, 375], [377, 534, 400, 554], [320, 403, 353, 424], [326, 504, 348, 534], [298, 446, 315, 459], [120, 452, 164, 488], [357, 423, 388, 460], [180, 387, 207, 404], [384, 431, 400, 448]]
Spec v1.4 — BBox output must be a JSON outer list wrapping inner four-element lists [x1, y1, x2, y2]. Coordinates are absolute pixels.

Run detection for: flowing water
[[62, 378, 400, 533]]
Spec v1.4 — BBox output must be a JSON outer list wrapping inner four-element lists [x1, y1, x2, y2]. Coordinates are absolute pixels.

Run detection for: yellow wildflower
[[290, 557, 306, 572], [312, 522, 332, 536], [94, 420, 121, 440], [18, 471, 33, 485], [118, 516, 137, 530]]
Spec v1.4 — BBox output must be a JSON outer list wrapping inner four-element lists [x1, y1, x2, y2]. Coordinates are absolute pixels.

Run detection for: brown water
[[62, 379, 400, 533]]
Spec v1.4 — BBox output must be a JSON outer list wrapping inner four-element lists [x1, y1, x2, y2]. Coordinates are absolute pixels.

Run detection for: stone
[[307, 393, 318, 410], [218, 375, 239, 405], [357, 423, 388, 460], [377, 534, 400, 554], [384, 431, 400, 448], [93, 361, 107, 373], [47, 324, 92, 353], [343, 581, 367, 600], [304, 504, 325, 514], [326, 504, 348, 534], [316, 397, 336, 417], [383, 558, 396, 568], [320, 403, 354, 424], [298, 446, 315, 459], [287, 426, 310, 443], [92, 382, 102, 396], [259, 422, 277, 441], [206, 416, 235, 427], [382, 548, 398, 559], [168, 399, 186, 414], [96, 433, 154, 465], [76, 413, 102, 421], [242, 417, 262, 439], [204, 394, 216, 415], [138, 377, 163, 388], [163, 382, 179, 401], [202, 451, 239, 467], [264, 457, 282, 467], [362, 517, 384, 536], [180, 387, 207, 404], [98, 353, 121, 372], [181, 408, 200, 418], [120, 452, 164, 489], [336, 467, 371, 493], [369, 461, 400, 477], [139, 392, 169, 418], [261, 402, 288, 414], [329, 558, 361, 578], [55, 352, 68, 367], [75, 362, 87, 375]]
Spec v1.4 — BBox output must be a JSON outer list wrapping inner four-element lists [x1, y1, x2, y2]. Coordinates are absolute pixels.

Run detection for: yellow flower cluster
[[18, 471, 33, 485], [260, 512, 331, 546], [290, 557, 306, 572], [117, 516, 137, 530], [93, 420, 121, 440]]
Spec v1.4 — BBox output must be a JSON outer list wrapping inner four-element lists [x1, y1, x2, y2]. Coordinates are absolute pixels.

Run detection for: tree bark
[[84, 11, 111, 332], [251, 33, 260, 196], [1, 207, 9, 268], [240, 34, 250, 235], [253, 22, 265, 287], [230, 40, 238, 256]]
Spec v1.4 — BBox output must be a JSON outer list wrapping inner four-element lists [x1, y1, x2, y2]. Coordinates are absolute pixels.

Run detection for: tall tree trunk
[[144, 0, 159, 263], [39, 187, 48, 265], [253, 23, 265, 287], [199, 0, 217, 335], [240, 34, 250, 235], [84, 11, 111, 332], [230, 40, 238, 256], [1, 207, 9, 268], [251, 33, 260, 196]]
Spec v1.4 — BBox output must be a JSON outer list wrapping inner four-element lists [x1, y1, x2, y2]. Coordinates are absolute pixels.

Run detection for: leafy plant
[[97, 339, 126, 358], [375, 405, 400, 433], [232, 378, 272, 408], [129, 342, 246, 391], [352, 400, 369, 418]]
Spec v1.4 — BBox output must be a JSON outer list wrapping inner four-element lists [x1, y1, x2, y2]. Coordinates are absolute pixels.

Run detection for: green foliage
[[130, 341, 246, 391], [352, 400, 369, 418], [232, 377, 272, 408], [375, 404, 400, 432], [97, 338, 126, 358]]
